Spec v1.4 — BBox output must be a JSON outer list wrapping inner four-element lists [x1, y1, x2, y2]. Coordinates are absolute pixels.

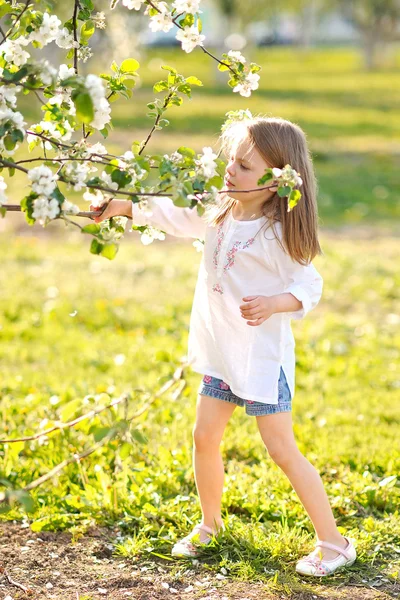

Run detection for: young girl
[[91, 116, 357, 577]]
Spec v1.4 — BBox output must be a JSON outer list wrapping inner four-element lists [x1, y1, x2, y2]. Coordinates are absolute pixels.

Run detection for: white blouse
[[131, 197, 323, 404]]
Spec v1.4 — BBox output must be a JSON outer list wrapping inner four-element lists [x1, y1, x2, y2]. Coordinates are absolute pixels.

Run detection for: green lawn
[[0, 229, 399, 593]]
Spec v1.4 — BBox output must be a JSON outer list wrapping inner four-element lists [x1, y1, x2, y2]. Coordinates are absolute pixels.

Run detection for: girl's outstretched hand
[[239, 295, 276, 326]]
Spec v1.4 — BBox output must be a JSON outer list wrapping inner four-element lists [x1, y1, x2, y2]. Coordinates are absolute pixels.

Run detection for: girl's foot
[[296, 536, 356, 576], [171, 522, 225, 558]]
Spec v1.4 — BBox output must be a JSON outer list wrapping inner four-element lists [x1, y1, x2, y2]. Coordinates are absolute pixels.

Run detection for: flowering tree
[[0, 0, 302, 260]]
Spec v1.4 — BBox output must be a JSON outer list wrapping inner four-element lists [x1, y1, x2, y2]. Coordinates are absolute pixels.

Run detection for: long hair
[[205, 116, 322, 265]]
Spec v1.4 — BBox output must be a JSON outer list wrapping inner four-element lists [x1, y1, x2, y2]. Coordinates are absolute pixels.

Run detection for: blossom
[[100, 171, 118, 190], [122, 0, 144, 8], [85, 142, 108, 159], [30, 13, 62, 46], [233, 72, 260, 97], [1, 40, 30, 66], [137, 199, 153, 217], [61, 199, 80, 215], [0, 106, 26, 136], [0, 176, 7, 206], [83, 188, 107, 208], [140, 225, 166, 245], [58, 64, 76, 81], [39, 60, 58, 86], [176, 25, 205, 53], [27, 165, 58, 196], [0, 85, 21, 109], [273, 165, 303, 188], [55, 27, 79, 49], [85, 74, 111, 130], [193, 239, 204, 252], [93, 12, 106, 29], [228, 50, 246, 63], [149, 5, 174, 33], [172, 0, 202, 14], [198, 147, 218, 179], [63, 161, 94, 191], [32, 196, 60, 225]]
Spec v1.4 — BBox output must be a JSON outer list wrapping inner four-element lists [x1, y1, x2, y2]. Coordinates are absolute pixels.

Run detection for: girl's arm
[[269, 239, 323, 320], [91, 197, 207, 240]]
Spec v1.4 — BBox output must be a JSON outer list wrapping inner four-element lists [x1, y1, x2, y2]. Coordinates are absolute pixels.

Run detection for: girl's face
[[224, 136, 277, 204]]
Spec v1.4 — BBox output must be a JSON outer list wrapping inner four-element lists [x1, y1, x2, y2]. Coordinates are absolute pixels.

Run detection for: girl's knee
[[266, 440, 300, 467], [192, 424, 221, 451]]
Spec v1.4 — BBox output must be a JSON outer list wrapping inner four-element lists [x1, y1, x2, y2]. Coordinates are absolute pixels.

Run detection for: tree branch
[[0, 0, 31, 45]]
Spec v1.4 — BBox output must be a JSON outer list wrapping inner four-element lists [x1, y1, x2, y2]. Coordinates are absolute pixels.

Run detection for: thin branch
[[0, 365, 188, 501], [0, 395, 129, 444], [0, 568, 33, 594], [146, 0, 236, 76], [73, 0, 79, 73], [139, 89, 175, 155], [0, 0, 31, 45]]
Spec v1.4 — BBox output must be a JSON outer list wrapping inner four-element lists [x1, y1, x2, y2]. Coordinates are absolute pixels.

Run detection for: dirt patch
[[0, 522, 395, 600]]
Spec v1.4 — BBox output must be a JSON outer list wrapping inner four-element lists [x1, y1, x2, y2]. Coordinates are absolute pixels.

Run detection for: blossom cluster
[[85, 74, 112, 131], [196, 147, 218, 179], [272, 165, 303, 188]]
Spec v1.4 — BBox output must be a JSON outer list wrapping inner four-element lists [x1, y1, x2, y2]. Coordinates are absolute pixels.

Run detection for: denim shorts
[[198, 367, 292, 416]]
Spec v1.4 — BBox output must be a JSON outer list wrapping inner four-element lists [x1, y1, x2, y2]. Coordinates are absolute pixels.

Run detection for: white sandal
[[296, 536, 357, 576], [171, 523, 225, 557]]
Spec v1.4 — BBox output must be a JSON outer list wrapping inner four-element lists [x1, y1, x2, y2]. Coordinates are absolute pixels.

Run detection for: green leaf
[[111, 169, 132, 189], [82, 223, 101, 234], [3, 135, 16, 151], [258, 170, 274, 185], [153, 80, 169, 93], [288, 189, 301, 210], [120, 58, 140, 73], [100, 243, 118, 260], [186, 76, 203, 86], [73, 92, 95, 124], [91, 426, 112, 442], [80, 20, 95, 45], [278, 185, 291, 198], [177, 146, 195, 158], [218, 63, 230, 72], [131, 429, 148, 444], [119, 442, 132, 459], [178, 84, 191, 96], [90, 238, 103, 255], [179, 13, 194, 27], [161, 65, 177, 74]]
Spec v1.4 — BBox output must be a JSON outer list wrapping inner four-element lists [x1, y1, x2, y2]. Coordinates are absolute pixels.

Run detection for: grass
[[0, 228, 399, 593]]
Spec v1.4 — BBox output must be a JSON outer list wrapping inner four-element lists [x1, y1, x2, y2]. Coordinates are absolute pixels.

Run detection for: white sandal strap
[[194, 523, 214, 535], [315, 537, 352, 560]]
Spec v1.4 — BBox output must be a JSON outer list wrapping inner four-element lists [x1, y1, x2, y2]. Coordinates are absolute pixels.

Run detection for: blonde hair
[[205, 116, 322, 265]]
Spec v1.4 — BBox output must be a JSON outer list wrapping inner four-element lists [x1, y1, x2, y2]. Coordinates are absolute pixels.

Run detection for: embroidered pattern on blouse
[[213, 224, 224, 268], [212, 225, 256, 295], [212, 283, 224, 294], [223, 237, 255, 273]]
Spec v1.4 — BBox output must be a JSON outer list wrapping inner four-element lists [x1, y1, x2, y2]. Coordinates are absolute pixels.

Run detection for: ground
[[0, 522, 396, 600]]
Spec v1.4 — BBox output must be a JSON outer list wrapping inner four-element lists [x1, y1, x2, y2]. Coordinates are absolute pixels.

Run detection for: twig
[[0, 364, 188, 501], [72, 0, 79, 73], [139, 89, 175, 155], [0, 567, 33, 594], [0, 0, 31, 45], [0, 395, 130, 444]]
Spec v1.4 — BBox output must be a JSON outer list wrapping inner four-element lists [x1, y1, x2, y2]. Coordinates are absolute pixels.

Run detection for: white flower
[[122, 0, 144, 8], [198, 146, 218, 179], [32, 196, 60, 225], [140, 225, 165, 245], [58, 64, 76, 81], [61, 199, 80, 215], [56, 27, 79, 49], [63, 161, 93, 191], [39, 60, 57, 86], [27, 165, 58, 196], [172, 0, 202, 14], [30, 12, 62, 46], [100, 171, 118, 190], [176, 25, 205, 53], [85, 142, 108, 159], [137, 199, 153, 217], [0, 85, 21, 109], [1, 40, 30, 66], [85, 74, 111, 130], [83, 188, 107, 208], [233, 72, 260, 97], [228, 50, 246, 63], [193, 239, 204, 252], [121, 150, 135, 161], [0, 106, 26, 132], [77, 46, 93, 63], [272, 168, 282, 178], [0, 175, 7, 206], [149, 5, 174, 33]]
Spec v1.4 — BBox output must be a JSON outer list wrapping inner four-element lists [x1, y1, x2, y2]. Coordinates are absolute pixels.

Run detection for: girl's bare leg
[[192, 394, 236, 541]]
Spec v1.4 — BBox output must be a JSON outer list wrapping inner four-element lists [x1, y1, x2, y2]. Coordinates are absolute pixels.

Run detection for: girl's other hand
[[239, 295, 276, 326], [89, 199, 130, 223]]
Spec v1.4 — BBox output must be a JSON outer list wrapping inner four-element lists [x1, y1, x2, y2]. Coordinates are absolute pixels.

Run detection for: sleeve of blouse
[[130, 196, 207, 240], [269, 236, 323, 320]]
